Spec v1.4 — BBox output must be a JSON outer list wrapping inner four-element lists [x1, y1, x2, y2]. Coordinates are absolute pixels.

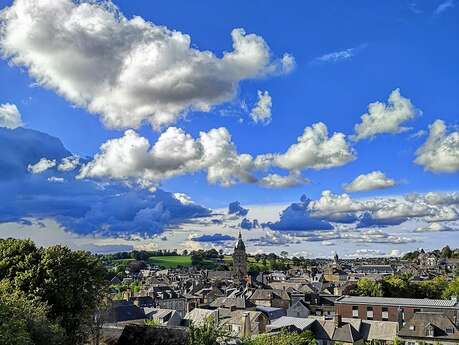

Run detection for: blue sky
[[0, 0, 458, 256]]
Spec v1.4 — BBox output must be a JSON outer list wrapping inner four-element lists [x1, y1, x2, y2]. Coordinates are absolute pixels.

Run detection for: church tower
[[233, 231, 247, 281]]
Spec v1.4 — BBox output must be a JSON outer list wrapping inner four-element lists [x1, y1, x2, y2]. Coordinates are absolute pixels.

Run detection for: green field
[[112, 258, 135, 265], [148, 255, 192, 268]]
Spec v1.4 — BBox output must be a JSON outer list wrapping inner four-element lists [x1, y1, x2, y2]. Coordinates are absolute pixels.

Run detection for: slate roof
[[117, 324, 188, 345], [359, 320, 398, 341], [354, 265, 394, 274], [223, 310, 265, 328], [336, 296, 459, 308], [398, 312, 459, 340], [267, 316, 316, 332], [210, 297, 254, 309], [105, 301, 146, 323], [332, 323, 362, 343], [249, 289, 290, 301], [183, 308, 217, 325], [256, 305, 287, 320]]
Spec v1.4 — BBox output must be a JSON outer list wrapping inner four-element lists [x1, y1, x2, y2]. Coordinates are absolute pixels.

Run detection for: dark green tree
[[0, 239, 108, 345], [0, 280, 65, 345], [441, 245, 452, 258]]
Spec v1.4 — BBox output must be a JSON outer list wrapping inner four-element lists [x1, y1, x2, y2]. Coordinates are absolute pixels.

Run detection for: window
[[382, 307, 389, 321], [366, 306, 373, 320], [352, 306, 358, 318], [446, 327, 454, 334], [426, 325, 434, 337]]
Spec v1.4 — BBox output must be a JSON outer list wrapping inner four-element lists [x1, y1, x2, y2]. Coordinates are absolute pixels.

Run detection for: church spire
[[235, 230, 245, 250]]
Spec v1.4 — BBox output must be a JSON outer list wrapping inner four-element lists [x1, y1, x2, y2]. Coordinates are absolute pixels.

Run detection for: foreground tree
[[0, 239, 108, 345], [0, 280, 64, 345], [417, 276, 448, 299], [355, 278, 383, 297], [442, 277, 459, 299], [187, 318, 231, 345], [242, 330, 316, 345]]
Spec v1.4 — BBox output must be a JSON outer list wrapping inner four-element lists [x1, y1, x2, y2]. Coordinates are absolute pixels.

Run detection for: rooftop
[[336, 296, 459, 308]]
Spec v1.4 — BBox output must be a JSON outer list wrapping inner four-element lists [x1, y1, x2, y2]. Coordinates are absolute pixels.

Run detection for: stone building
[[233, 231, 247, 282]]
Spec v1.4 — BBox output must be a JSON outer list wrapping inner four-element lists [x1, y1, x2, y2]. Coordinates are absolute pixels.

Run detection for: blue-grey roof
[[256, 306, 284, 312], [336, 296, 458, 308], [268, 316, 316, 331]]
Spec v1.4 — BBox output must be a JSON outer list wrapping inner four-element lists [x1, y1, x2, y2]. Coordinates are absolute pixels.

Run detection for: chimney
[[241, 312, 252, 338], [334, 314, 342, 328]]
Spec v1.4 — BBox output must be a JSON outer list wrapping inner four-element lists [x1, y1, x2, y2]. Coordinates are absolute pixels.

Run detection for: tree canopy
[[0, 238, 108, 345]]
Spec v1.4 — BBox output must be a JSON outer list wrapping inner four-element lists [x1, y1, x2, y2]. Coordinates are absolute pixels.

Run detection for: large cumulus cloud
[[0, 0, 293, 129], [352, 89, 418, 141], [414, 119, 459, 173], [71, 122, 353, 188]]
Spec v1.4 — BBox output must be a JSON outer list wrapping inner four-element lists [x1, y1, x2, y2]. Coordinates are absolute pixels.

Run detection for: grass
[[112, 258, 135, 265], [148, 255, 192, 268]]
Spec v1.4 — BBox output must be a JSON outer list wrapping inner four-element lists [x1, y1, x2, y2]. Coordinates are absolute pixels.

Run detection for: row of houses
[[103, 294, 459, 344]]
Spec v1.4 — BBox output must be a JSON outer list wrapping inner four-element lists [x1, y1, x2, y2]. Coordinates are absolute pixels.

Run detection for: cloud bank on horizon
[[0, 0, 458, 256]]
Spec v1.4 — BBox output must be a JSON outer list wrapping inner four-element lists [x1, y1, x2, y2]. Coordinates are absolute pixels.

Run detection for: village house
[[398, 312, 459, 344]]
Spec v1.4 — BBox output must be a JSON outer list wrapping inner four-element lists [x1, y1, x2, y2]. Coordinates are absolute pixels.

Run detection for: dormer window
[[446, 327, 454, 334], [425, 325, 434, 337]]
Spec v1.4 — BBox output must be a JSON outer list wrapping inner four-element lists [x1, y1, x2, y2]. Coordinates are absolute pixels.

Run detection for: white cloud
[[280, 53, 296, 73], [0, 0, 293, 129], [305, 190, 459, 227], [259, 171, 309, 188], [435, 0, 455, 14], [250, 90, 272, 124], [362, 198, 458, 224], [173, 193, 195, 205], [266, 122, 355, 170], [405, 192, 459, 206], [352, 89, 418, 141], [308, 190, 374, 215], [27, 158, 56, 174], [0, 103, 23, 129], [78, 127, 258, 187], [314, 47, 356, 63], [415, 222, 457, 232], [345, 249, 385, 258], [343, 171, 396, 192], [414, 119, 459, 173], [57, 155, 80, 172]]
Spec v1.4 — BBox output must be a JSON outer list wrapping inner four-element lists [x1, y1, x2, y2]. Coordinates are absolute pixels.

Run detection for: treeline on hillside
[[0, 238, 108, 345], [402, 245, 459, 260], [349, 274, 459, 300], [101, 249, 181, 261]]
